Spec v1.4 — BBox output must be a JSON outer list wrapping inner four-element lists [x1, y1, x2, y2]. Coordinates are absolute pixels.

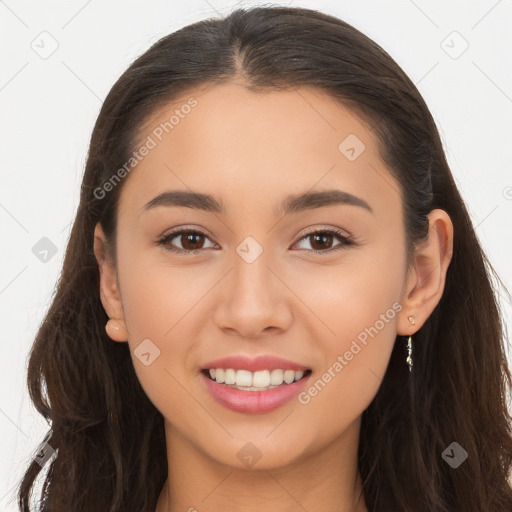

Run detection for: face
[[95, 82, 425, 470]]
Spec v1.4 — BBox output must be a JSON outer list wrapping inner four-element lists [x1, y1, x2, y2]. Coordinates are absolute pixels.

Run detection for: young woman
[[18, 5, 512, 511]]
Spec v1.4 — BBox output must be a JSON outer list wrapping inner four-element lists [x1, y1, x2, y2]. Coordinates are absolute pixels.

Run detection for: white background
[[1, 0, 511, 509]]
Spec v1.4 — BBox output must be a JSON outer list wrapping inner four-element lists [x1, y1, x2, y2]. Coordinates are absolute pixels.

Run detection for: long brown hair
[[18, 6, 512, 511]]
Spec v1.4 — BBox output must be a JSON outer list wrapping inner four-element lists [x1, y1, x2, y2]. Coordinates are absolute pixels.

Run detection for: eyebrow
[[141, 189, 373, 217]]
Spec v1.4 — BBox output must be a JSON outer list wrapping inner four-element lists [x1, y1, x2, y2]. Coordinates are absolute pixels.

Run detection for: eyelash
[[156, 226, 356, 255]]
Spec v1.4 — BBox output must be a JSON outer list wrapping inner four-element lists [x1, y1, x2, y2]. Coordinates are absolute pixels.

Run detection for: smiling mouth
[[201, 368, 312, 391]]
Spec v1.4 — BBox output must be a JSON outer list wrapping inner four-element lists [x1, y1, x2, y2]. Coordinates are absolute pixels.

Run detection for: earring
[[105, 318, 127, 341], [106, 318, 121, 334], [406, 316, 415, 373], [406, 335, 413, 372]]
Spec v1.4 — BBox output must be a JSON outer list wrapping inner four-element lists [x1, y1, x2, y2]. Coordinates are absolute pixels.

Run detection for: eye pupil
[[182, 233, 204, 250], [311, 233, 332, 250]]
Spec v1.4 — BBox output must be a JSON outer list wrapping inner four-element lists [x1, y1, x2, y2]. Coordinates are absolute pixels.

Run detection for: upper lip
[[201, 355, 310, 372]]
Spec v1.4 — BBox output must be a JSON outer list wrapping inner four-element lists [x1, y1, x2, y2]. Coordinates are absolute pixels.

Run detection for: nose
[[212, 248, 293, 339]]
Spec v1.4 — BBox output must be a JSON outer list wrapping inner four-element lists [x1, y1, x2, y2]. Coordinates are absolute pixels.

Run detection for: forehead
[[118, 82, 399, 220]]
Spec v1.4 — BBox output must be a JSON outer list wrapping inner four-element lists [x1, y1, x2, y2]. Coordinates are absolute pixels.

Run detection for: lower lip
[[200, 371, 311, 414]]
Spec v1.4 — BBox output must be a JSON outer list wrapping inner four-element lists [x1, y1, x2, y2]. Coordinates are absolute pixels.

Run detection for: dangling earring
[[406, 316, 415, 372], [406, 335, 413, 372]]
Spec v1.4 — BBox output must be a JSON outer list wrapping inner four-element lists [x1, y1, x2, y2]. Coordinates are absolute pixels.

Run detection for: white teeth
[[236, 369, 253, 387], [215, 369, 225, 383], [270, 369, 284, 385], [206, 368, 308, 388], [224, 369, 236, 385], [283, 370, 295, 384], [252, 370, 270, 387]]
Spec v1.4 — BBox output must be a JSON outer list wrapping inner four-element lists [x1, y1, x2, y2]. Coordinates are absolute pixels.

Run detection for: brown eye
[[293, 228, 354, 253], [180, 232, 206, 250], [309, 232, 335, 251], [157, 229, 216, 254]]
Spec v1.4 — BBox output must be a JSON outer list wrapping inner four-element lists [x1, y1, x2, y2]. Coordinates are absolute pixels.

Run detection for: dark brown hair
[[18, 5, 512, 511]]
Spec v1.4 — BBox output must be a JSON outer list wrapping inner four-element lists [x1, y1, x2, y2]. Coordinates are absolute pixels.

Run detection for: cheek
[[115, 247, 203, 401], [294, 241, 404, 341], [118, 236, 211, 339], [293, 247, 404, 411]]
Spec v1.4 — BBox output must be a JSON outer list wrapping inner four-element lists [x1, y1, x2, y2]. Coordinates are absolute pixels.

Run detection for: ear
[[397, 209, 454, 335], [93, 222, 128, 342]]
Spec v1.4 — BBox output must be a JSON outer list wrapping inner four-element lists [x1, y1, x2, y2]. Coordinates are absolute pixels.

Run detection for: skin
[[94, 82, 453, 512]]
